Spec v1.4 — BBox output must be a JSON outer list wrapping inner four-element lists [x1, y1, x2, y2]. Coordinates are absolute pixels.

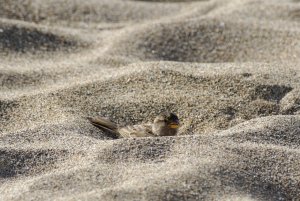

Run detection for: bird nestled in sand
[[87, 112, 180, 138]]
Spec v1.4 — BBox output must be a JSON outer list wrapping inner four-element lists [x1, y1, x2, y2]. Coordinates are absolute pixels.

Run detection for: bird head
[[153, 112, 180, 136]]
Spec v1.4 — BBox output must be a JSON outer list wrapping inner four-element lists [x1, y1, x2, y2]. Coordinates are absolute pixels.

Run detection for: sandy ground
[[1, 0, 300, 200]]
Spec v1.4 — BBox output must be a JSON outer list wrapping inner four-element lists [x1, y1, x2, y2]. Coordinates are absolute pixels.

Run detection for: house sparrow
[[87, 112, 180, 138]]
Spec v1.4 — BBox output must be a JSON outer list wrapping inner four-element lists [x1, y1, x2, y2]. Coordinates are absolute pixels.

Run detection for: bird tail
[[87, 116, 119, 136]]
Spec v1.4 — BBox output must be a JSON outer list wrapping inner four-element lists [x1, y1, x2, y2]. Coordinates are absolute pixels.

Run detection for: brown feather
[[118, 124, 154, 138], [87, 117, 119, 137]]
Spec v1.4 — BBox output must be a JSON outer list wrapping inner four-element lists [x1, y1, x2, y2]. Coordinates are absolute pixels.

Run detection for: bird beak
[[169, 122, 180, 129]]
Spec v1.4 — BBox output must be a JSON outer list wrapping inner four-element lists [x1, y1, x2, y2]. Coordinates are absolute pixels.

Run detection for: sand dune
[[1, 0, 300, 200]]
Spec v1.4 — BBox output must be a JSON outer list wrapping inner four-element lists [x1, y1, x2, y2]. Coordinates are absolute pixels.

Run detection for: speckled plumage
[[88, 112, 180, 138]]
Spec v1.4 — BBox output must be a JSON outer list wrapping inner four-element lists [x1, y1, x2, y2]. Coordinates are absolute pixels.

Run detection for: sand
[[1, 0, 300, 200]]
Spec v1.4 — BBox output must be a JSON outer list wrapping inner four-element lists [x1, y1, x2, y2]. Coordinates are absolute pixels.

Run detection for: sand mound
[[110, 18, 300, 62], [0, 0, 184, 25], [1, 63, 297, 134], [222, 0, 300, 22], [2, 116, 300, 200], [0, 148, 69, 178], [1, 0, 300, 200], [0, 20, 83, 54], [280, 88, 300, 114]]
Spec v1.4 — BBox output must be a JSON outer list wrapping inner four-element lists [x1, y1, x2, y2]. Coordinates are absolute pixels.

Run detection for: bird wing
[[118, 123, 154, 138], [87, 116, 119, 136]]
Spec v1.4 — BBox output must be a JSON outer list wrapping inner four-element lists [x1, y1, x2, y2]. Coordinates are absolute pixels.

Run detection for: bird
[[87, 112, 180, 138]]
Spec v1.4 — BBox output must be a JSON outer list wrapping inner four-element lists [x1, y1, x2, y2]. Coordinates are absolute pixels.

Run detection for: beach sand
[[1, 0, 300, 200]]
